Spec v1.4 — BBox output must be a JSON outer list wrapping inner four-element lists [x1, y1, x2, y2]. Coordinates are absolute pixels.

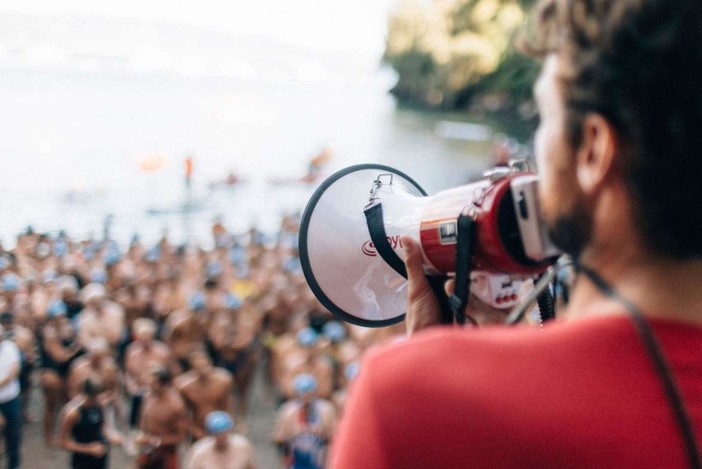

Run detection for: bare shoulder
[[61, 398, 83, 422], [213, 368, 234, 384], [186, 437, 213, 463], [174, 371, 196, 391], [275, 400, 300, 419], [190, 437, 213, 453], [70, 357, 89, 372], [42, 324, 58, 340], [316, 398, 336, 414], [124, 342, 139, 359], [166, 310, 188, 330], [230, 434, 253, 450], [167, 388, 187, 410], [15, 325, 33, 341], [104, 357, 119, 372], [153, 341, 171, 356], [105, 301, 125, 319]]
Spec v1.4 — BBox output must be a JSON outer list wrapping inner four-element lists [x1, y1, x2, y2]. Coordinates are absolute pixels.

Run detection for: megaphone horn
[[299, 164, 427, 327]]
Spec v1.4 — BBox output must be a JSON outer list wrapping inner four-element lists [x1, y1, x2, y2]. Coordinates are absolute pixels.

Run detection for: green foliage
[[477, 49, 540, 103], [384, 0, 539, 115]]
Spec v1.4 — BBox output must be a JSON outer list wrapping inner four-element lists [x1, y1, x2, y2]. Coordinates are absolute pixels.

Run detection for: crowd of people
[[0, 215, 403, 468]]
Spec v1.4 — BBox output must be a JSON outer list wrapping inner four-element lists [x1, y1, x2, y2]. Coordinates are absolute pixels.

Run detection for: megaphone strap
[[363, 202, 408, 279], [449, 211, 475, 325]]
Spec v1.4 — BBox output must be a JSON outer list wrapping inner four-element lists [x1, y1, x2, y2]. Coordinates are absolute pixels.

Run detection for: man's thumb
[[401, 235, 424, 280]]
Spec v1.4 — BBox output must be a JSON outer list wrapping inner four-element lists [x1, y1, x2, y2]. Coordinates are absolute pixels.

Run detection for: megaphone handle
[[449, 212, 476, 325], [427, 275, 455, 324]]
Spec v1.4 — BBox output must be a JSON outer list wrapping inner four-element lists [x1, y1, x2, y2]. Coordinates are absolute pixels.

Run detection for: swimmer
[[185, 411, 255, 469]]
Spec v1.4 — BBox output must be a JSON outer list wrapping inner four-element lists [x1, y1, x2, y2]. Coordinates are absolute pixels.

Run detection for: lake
[[0, 22, 529, 249]]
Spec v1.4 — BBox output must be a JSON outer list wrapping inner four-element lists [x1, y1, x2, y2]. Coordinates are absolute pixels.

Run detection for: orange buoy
[[138, 153, 167, 172]]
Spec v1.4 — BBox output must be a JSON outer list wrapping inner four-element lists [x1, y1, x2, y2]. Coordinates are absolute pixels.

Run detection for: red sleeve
[[328, 349, 391, 469]]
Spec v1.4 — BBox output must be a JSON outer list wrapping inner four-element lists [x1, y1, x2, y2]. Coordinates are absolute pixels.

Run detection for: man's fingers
[[402, 235, 443, 336], [444, 278, 455, 297], [401, 235, 424, 282]]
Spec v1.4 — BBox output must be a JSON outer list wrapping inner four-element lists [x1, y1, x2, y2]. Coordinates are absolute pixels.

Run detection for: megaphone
[[299, 163, 560, 327]]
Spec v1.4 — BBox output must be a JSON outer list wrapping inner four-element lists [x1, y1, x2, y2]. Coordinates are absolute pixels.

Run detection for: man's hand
[[135, 433, 160, 448], [402, 236, 443, 336], [86, 442, 108, 458], [106, 429, 123, 446], [403, 236, 513, 335]]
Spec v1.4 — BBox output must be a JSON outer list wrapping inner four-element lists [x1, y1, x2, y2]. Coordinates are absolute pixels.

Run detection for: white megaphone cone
[[299, 164, 427, 327]]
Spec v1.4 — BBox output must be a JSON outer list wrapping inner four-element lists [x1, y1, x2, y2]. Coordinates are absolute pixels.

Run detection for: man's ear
[[575, 113, 618, 194]]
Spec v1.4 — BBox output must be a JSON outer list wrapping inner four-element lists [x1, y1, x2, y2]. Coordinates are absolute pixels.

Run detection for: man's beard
[[547, 202, 593, 262]]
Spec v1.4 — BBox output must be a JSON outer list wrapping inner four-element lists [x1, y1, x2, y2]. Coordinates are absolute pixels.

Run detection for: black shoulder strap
[[579, 265, 700, 469]]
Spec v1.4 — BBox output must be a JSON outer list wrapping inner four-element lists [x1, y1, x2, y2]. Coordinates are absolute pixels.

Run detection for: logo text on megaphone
[[361, 236, 405, 257]]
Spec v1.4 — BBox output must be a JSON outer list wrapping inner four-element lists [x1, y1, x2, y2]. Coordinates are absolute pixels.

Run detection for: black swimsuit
[[206, 338, 259, 375], [39, 329, 81, 378], [71, 404, 108, 469]]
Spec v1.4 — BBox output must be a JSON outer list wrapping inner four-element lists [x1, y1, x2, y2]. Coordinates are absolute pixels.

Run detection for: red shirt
[[330, 315, 702, 468]]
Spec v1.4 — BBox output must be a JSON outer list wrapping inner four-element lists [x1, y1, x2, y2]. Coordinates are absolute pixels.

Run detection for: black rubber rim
[[298, 163, 427, 328]]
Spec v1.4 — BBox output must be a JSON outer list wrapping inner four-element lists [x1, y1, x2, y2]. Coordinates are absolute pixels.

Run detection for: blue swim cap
[[42, 270, 58, 284], [229, 245, 245, 266], [322, 321, 346, 343], [189, 291, 207, 312], [205, 411, 233, 434], [145, 246, 160, 263], [237, 266, 250, 279], [53, 239, 69, 257], [57, 275, 79, 292], [90, 268, 108, 285], [206, 260, 223, 278], [2, 273, 20, 292], [104, 248, 121, 267], [82, 242, 98, 261], [253, 231, 265, 245], [224, 292, 242, 310], [48, 300, 68, 318], [283, 257, 302, 274], [297, 328, 319, 348], [344, 362, 360, 381], [293, 373, 318, 395]]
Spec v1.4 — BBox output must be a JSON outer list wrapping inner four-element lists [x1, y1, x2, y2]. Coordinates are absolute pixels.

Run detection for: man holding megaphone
[[326, 0, 702, 467]]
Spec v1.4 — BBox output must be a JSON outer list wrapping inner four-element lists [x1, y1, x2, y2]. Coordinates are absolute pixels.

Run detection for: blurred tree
[[384, 0, 538, 116]]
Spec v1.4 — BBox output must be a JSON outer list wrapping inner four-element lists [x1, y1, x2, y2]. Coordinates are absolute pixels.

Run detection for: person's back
[[334, 315, 702, 467], [187, 434, 254, 469], [185, 411, 255, 469]]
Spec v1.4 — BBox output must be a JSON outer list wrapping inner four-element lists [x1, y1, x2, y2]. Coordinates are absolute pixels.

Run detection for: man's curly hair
[[523, 0, 702, 260]]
